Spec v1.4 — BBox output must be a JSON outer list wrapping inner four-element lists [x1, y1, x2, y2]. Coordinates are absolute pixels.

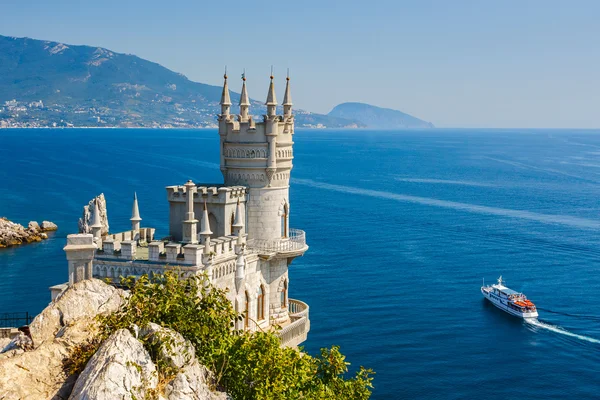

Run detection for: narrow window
[[281, 203, 288, 238], [281, 280, 288, 308], [230, 212, 235, 235], [257, 285, 265, 321]]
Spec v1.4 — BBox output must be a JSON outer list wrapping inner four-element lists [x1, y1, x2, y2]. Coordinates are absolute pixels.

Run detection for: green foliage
[[70, 271, 374, 399]]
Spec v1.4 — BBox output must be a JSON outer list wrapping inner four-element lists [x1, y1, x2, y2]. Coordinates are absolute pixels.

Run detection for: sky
[[1, 0, 599, 128]]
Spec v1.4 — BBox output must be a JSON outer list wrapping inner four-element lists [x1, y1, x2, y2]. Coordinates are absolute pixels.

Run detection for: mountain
[[328, 102, 434, 129], [0, 35, 364, 129]]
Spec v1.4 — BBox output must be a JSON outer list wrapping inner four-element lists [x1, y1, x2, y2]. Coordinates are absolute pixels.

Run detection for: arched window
[[281, 280, 287, 308], [257, 285, 265, 321], [281, 203, 288, 238], [230, 212, 235, 236], [244, 291, 250, 329]]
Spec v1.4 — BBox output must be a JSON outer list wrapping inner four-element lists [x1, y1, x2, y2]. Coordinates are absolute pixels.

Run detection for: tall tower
[[219, 72, 295, 241]]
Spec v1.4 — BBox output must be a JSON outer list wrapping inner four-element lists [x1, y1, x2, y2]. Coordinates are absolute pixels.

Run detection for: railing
[[0, 312, 33, 328], [278, 298, 310, 347], [247, 229, 306, 254]]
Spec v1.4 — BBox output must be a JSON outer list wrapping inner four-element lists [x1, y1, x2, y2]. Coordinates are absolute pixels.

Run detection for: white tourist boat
[[481, 276, 538, 319]]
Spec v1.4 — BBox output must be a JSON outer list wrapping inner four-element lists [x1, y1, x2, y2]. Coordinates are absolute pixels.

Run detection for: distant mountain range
[[328, 102, 434, 129], [0, 35, 432, 129]]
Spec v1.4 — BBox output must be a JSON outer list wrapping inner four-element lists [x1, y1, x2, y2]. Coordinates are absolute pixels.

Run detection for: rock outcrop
[[78, 193, 109, 236], [69, 329, 158, 400], [0, 279, 126, 399], [0, 217, 58, 248], [0, 280, 228, 400]]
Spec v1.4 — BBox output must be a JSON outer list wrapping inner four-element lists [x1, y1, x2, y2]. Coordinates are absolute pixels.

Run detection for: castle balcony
[[277, 298, 310, 348], [247, 228, 308, 259]]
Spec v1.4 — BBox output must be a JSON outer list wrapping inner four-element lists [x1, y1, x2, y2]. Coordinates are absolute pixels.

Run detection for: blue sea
[[1, 128, 600, 399]]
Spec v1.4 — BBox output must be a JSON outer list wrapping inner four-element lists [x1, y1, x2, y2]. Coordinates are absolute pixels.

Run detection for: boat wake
[[536, 307, 600, 322], [524, 318, 600, 344]]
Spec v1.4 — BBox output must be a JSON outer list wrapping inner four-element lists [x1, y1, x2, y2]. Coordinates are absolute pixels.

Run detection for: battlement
[[166, 184, 247, 204]]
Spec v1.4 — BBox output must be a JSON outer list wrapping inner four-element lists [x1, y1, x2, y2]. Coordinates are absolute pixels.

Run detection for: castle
[[50, 73, 310, 347]]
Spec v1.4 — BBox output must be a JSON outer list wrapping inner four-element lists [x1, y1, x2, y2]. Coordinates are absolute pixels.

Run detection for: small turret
[[266, 70, 277, 118], [200, 202, 212, 254], [130, 192, 142, 233], [239, 72, 250, 121], [232, 198, 245, 243], [282, 71, 293, 118], [182, 180, 198, 244], [220, 71, 232, 117], [91, 199, 103, 245]]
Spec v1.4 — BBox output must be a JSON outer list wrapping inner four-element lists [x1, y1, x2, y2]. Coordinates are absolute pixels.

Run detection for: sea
[[1, 128, 600, 399]]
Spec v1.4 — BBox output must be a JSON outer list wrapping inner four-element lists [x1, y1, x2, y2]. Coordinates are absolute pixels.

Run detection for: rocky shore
[[0, 218, 58, 248]]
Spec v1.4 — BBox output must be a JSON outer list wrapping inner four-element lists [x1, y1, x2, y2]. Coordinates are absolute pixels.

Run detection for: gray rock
[[0, 280, 127, 400], [78, 193, 109, 235], [28, 221, 40, 231], [41, 220, 58, 231], [69, 329, 158, 400], [141, 323, 229, 400]]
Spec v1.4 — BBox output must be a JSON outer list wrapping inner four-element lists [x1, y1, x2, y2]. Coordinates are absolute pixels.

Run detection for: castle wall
[[246, 187, 289, 241]]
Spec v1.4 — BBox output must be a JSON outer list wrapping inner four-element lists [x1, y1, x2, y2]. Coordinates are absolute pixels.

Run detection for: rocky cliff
[[78, 194, 109, 236], [0, 279, 227, 400]]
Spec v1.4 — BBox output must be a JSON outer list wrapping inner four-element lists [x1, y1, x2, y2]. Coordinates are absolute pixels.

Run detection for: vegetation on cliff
[[70, 271, 374, 399]]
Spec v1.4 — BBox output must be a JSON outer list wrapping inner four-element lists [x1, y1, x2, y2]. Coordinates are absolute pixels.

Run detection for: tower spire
[[91, 198, 103, 243], [266, 68, 277, 117], [239, 70, 250, 121], [130, 192, 142, 234], [200, 201, 213, 254], [283, 70, 293, 118], [220, 68, 232, 113]]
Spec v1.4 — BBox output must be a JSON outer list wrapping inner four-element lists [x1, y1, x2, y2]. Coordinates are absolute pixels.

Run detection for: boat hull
[[481, 287, 538, 319]]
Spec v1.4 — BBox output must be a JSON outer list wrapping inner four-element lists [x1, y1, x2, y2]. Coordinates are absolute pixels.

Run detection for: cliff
[[328, 102, 434, 129]]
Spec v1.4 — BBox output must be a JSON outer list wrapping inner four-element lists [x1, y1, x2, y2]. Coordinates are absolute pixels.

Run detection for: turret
[[91, 199, 103, 245], [182, 180, 198, 244], [282, 72, 293, 118], [232, 198, 245, 244], [130, 192, 142, 234], [265, 72, 277, 118], [239, 72, 250, 122], [200, 202, 212, 254], [220, 71, 232, 117]]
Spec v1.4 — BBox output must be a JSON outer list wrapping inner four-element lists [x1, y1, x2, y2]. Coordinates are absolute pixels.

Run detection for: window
[[281, 280, 287, 307], [257, 285, 265, 321], [244, 291, 249, 329], [230, 213, 235, 235], [281, 203, 288, 238]]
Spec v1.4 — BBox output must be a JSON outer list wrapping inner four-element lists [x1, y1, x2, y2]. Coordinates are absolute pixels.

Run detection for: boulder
[[28, 221, 40, 231], [78, 193, 109, 236], [0, 280, 126, 399], [41, 220, 58, 231], [141, 323, 229, 400], [69, 329, 158, 400]]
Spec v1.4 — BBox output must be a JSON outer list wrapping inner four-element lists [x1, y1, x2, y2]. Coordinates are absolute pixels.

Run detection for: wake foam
[[525, 318, 600, 344], [292, 178, 600, 230]]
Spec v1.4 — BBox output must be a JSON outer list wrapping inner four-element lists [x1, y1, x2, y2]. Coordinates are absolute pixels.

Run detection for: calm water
[[1, 128, 600, 399]]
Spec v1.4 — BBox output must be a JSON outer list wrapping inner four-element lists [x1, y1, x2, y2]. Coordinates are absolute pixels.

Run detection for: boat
[[481, 276, 538, 319]]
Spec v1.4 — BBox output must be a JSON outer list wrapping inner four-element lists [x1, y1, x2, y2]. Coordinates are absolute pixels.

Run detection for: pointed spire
[[91, 198, 102, 228], [266, 68, 277, 106], [220, 68, 231, 106], [239, 70, 250, 107], [199, 202, 213, 236], [130, 192, 142, 222], [282, 70, 292, 107], [232, 198, 244, 230]]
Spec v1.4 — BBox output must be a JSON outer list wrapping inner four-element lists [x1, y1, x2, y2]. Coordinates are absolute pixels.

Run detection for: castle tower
[[64, 234, 97, 285], [130, 192, 142, 238], [219, 73, 231, 179], [220, 73, 295, 241], [182, 180, 198, 244]]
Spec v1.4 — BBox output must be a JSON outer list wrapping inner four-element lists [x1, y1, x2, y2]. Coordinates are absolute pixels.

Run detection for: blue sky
[[1, 0, 598, 128]]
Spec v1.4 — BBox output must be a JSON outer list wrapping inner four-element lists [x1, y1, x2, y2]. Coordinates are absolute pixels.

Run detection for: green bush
[[77, 271, 374, 399]]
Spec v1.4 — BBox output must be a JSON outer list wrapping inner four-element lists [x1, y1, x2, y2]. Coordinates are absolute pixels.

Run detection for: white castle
[[51, 73, 310, 347]]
